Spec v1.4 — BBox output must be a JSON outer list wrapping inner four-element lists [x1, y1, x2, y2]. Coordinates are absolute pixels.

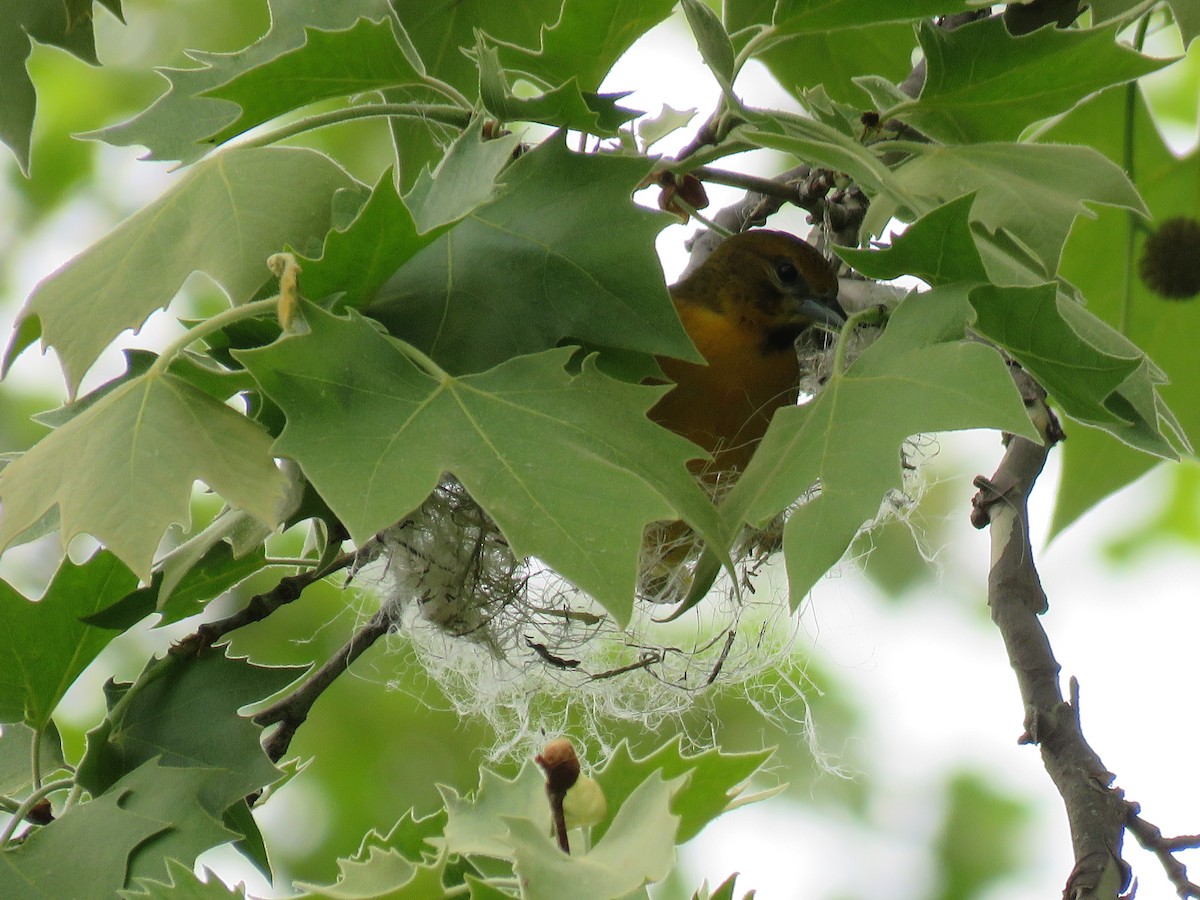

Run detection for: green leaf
[[404, 116, 519, 233], [1168, 0, 1200, 45], [299, 169, 427, 309], [899, 18, 1171, 143], [681, 0, 737, 92], [0, 371, 289, 582], [730, 3, 915, 107], [441, 762, 548, 858], [476, 38, 637, 135], [873, 142, 1148, 271], [969, 284, 1142, 427], [239, 305, 724, 626], [771, 0, 976, 31], [296, 820, 450, 898], [202, 17, 424, 147], [494, 0, 676, 92], [395, 0, 561, 96], [836, 193, 988, 285], [76, 650, 302, 803], [0, 723, 66, 796], [365, 135, 696, 375], [933, 770, 1032, 900], [739, 113, 898, 200], [719, 285, 1036, 605], [0, 551, 136, 728], [122, 859, 246, 898], [11, 146, 354, 394], [506, 771, 683, 900], [0, 0, 115, 174], [1045, 86, 1200, 533], [89, 0, 394, 163], [593, 737, 773, 845], [0, 760, 238, 899]]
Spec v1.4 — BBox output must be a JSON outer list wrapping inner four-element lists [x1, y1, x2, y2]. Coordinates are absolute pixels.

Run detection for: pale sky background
[[3, 8, 1198, 900]]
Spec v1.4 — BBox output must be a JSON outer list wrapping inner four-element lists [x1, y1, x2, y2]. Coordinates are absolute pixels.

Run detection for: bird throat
[[761, 322, 807, 355]]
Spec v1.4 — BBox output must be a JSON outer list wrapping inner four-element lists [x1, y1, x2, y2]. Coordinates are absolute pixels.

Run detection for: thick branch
[[971, 370, 1130, 899]]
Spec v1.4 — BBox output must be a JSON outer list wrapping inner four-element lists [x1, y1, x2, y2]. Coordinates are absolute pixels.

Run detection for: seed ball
[[1139, 216, 1200, 300]]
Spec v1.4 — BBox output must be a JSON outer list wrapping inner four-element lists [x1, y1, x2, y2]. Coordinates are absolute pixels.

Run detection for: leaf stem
[[237, 103, 472, 151], [0, 778, 74, 847], [148, 298, 281, 379], [832, 307, 884, 376], [30, 728, 42, 791], [391, 338, 451, 383], [1120, 13, 1153, 335]]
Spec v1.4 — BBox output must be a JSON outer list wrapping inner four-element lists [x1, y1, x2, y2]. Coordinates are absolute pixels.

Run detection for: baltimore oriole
[[649, 229, 845, 480]]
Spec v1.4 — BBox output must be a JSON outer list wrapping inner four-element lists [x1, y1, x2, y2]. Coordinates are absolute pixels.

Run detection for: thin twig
[[171, 550, 356, 659], [253, 605, 397, 762], [1126, 809, 1200, 898]]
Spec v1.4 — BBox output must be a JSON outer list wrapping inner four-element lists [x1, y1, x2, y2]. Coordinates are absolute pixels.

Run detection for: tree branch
[[171, 549, 357, 660], [970, 369, 1133, 898], [253, 604, 397, 762]]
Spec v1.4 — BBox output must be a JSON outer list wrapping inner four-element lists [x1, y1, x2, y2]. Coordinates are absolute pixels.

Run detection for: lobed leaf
[[365, 134, 696, 375], [506, 771, 683, 900], [90, 0, 394, 163], [493, 0, 675, 92], [238, 305, 726, 626], [0, 551, 136, 728], [0, 371, 289, 582], [902, 18, 1171, 144], [9, 146, 354, 394], [720, 286, 1036, 605], [202, 17, 423, 146]]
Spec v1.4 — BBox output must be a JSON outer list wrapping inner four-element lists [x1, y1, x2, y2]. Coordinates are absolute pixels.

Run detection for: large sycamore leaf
[[76, 651, 302, 802], [202, 17, 423, 147], [1046, 88, 1200, 533], [0, 551, 136, 728], [971, 284, 1177, 458], [720, 285, 1036, 606], [870, 142, 1148, 272], [0, 371, 289, 582], [365, 135, 696, 375], [0, 760, 232, 900], [8, 146, 353, 395], [0, 0, 120, 173], [238, 304, 725, 626], [900, 18, 1171, 144], [90, 0, 393, 163]]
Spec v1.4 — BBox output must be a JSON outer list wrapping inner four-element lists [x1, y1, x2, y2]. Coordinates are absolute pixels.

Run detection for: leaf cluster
[[0, 0, 1196, 897]]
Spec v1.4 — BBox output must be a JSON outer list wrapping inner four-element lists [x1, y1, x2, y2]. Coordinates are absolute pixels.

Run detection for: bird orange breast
[[648, 229, 843, 484]]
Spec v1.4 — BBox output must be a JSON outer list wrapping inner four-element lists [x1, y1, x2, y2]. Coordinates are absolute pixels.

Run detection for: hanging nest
[[347, 321, 912, 756]]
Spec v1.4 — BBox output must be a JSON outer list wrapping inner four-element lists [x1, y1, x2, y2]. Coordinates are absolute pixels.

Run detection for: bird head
[[671, 229, 846, 353]]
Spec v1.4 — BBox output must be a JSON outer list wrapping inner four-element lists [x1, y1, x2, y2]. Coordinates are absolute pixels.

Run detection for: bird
[[648, 229, 846, 483]]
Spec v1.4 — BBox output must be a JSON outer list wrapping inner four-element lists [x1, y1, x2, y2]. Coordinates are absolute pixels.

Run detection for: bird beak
[[788, 292, 847, 329]]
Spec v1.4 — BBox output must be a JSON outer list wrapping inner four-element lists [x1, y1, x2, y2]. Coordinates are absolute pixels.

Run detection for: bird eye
[[774, 260, 799, 284]]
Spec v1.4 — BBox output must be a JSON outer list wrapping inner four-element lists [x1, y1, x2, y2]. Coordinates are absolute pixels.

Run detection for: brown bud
[[536, 738, 581, 795], [27, 799, 53, 825]]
